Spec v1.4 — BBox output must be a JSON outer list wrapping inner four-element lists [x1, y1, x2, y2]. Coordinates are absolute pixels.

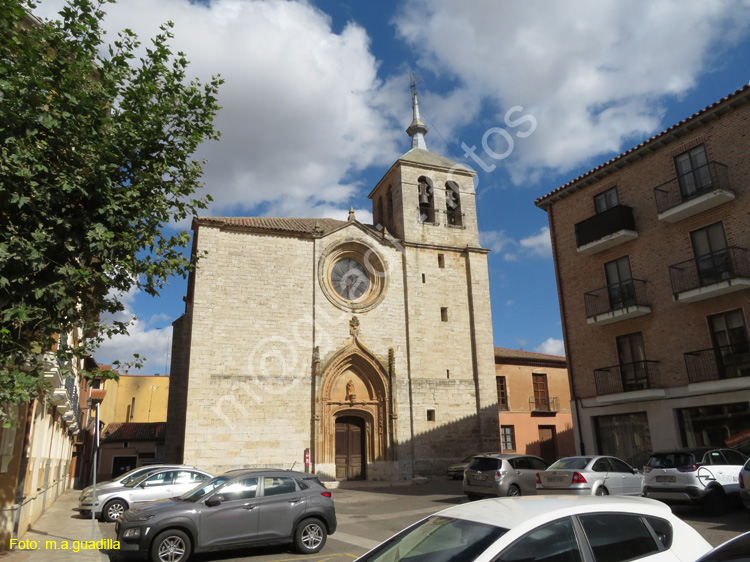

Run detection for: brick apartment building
[[536, 85, 750, 468]]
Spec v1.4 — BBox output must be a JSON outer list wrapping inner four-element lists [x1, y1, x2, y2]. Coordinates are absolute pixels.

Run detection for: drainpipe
[[547, 205, 586, 455]]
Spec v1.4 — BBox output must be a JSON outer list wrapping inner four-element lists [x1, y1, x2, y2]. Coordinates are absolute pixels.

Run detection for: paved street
[[98, 478, 749, 561]]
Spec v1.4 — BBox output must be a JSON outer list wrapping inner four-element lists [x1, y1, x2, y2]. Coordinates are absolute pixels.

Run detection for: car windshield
[[359, 516, 506, 562], [469, 457, 499, 471], [178, 476, 232, 503], [549, 457, 591, 470], [124, 473, 152, 488], [121, 467, 156, 484], [646, 453, 694, 469]]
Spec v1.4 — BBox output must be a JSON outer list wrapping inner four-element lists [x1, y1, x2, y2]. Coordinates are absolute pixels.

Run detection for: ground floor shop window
[[594, 412, 651, 469], [677, 401, 750, 454]]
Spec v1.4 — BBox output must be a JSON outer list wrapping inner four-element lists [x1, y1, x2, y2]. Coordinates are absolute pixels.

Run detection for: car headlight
[[129, 515, 154, 522], [121, 528, 141, 539]]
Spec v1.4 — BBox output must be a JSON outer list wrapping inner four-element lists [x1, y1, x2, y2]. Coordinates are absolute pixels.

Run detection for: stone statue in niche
[[346, 379, 356, 401], [349, 316, 360, 338]]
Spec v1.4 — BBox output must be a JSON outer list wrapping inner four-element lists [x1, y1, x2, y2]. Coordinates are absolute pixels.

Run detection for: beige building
[[536, 85, 750, 468], [494, 348, 575, 463], [99, 373, 169, 424], [166, 93, 501, 480]]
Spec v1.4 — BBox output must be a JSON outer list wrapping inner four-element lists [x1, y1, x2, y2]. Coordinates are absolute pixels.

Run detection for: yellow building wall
[[496, 362, 576, 463], [102, 375, 169, 423]]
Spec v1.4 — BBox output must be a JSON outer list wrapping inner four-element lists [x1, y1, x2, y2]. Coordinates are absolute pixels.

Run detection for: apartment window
[[675, 144, 712, 199], [532, 373, 549, 411], [496, 376, 508, 410], [426, 409, 436, 422], [604, 256, 635, 310], [441, 307, 449, 322], [438, 253, 445, 268], [594, 186, 619, 214], [690, 222, 730, 286], [708, 309, 750, 379], [616, 333, 648, 392], [501, 425, 516, 451]]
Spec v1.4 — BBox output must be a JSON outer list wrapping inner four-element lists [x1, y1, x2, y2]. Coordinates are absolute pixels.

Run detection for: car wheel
[[150, 529, 192, 562], [595, 487, 608, 496], [294, 518, 327, 554], [507, 484, 521, 497], [102, 499, 127, 522], [703, 489, 726, 516]]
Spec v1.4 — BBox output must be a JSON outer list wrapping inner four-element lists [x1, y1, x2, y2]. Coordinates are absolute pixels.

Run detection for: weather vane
[[409, 71, 422, 97]]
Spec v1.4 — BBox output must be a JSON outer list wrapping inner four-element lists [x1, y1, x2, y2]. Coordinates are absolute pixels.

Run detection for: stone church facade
[[165, 94, 501, 480]]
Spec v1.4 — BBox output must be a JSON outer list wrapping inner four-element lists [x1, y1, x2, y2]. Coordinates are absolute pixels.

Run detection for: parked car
[[463, 453, 548, 499], [115, 469, 337, 562], [447, 452, 501, 479], [740, 458, 750, 512], [642, 447, 748, 515], [353, 495, 714, 562], [78, 464, 192, 501], [537, 455, 643, 496], [696, 531, 750, 562], [78, 467, 213, 522]]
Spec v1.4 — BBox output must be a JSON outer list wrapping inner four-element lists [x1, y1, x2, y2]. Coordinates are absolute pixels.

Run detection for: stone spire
[[406, 79, 428, 150]]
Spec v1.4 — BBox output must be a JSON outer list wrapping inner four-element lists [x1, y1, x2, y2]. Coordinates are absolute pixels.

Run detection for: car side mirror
[[205, 495, 224, 507], [632, 467, 639, 474], [139, 482, 147, 488]]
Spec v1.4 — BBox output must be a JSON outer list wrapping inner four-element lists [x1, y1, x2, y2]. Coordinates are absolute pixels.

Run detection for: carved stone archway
[[315, 340, 391, 478]]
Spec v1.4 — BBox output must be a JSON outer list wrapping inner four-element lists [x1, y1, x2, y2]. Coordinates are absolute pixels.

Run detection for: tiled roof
[[195, 217, 347, 236], [101, 422, 166, 442], [399, 148, 474, 173], [494, 346, 566, 366], [89, 389, 107, 402], [536, 84, 750, 208]]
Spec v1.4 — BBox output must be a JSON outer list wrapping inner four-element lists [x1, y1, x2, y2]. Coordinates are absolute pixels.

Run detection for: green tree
[[0, 0, 222, 424]]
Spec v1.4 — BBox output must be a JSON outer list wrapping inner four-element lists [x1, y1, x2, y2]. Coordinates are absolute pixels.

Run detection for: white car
[[537, 455, 643, 496], [354, 495, 713, 562], [78, 467, 212, 522], [78, 464, 191, 501]]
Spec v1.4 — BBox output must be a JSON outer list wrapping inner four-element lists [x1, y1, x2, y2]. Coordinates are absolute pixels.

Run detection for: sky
[[34, 0, 750, 375]]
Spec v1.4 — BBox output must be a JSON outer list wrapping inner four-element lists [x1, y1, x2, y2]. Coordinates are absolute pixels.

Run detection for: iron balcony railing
[[594, 360, 660, 396], [64, 374, 81, 426], [584, 279, 648, 318], [653, 161, 730, 214], [528, 396, 559, 412], [574, 204, 636, 248], [684, 342, 750, 383], [668, 246, 750, 296]]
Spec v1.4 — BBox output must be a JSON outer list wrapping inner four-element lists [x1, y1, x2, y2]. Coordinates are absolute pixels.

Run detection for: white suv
[[643, 447, 747, 515]]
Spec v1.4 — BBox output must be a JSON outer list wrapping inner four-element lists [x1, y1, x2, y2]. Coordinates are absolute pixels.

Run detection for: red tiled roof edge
[[535, 84, 750, 208], [101, 422, 167, 442], [494, 346, 567, 366]]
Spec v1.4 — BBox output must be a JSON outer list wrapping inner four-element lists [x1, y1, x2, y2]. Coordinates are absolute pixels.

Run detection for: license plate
[[548, 476, 567, 483], [656, 476, 676, 483], [473, 474, 487, 481]]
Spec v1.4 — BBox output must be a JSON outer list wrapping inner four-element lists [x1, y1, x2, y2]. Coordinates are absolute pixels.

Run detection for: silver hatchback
[[463, 453, 548, 499]]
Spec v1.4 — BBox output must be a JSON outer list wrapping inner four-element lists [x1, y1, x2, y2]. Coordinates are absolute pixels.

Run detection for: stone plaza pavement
[[2, 491, 109, 562]]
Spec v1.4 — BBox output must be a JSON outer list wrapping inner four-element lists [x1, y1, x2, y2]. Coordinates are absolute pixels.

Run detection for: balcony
[[594, 361, 662, 398], [528, 396, 559, 413], [684, 342, 750, 384], [584, 279, 651, 325], [575, 205, 637, 254], [668, 247, 750, 303], [654, 162, 734, 223]]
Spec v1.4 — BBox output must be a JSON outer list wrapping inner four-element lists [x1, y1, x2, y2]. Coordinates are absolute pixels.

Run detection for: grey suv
[[643, 447, 748, 515], [115, 469, 336, 561], [463, 453, 548, 499]]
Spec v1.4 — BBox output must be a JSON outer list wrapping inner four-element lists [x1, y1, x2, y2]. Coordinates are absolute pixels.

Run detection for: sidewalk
[[1, 491, 109, 562]]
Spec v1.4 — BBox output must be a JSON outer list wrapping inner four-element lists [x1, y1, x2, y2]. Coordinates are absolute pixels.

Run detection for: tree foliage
[[0, 0, 222, 423]]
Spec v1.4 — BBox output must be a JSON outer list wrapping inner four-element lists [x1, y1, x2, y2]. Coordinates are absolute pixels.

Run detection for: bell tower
[[368, 86, 479, 250]]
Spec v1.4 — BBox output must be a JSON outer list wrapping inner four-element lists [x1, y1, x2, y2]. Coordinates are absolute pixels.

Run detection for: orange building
[[495, 348, 575, 464]]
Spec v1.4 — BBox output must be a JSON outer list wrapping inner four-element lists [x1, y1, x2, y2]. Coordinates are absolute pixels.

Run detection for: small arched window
[[445, 181, 462, 226], [386, 186, 394, 230], [417, 176, 434, 223]]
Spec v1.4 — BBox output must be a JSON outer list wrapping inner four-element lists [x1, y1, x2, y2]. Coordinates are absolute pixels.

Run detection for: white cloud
[[534, 338, 565, 357], [505, 300, 514, 306], [395, 0, 750, 182], [35, 0, 401, 219], [485, 226, 551, 261]]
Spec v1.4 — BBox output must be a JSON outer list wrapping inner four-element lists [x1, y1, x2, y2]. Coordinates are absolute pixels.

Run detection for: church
[[165, 92, 501, 480]]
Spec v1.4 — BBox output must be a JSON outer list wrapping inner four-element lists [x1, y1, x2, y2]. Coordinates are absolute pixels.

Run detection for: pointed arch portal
[[315, 341, 392, 480]]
